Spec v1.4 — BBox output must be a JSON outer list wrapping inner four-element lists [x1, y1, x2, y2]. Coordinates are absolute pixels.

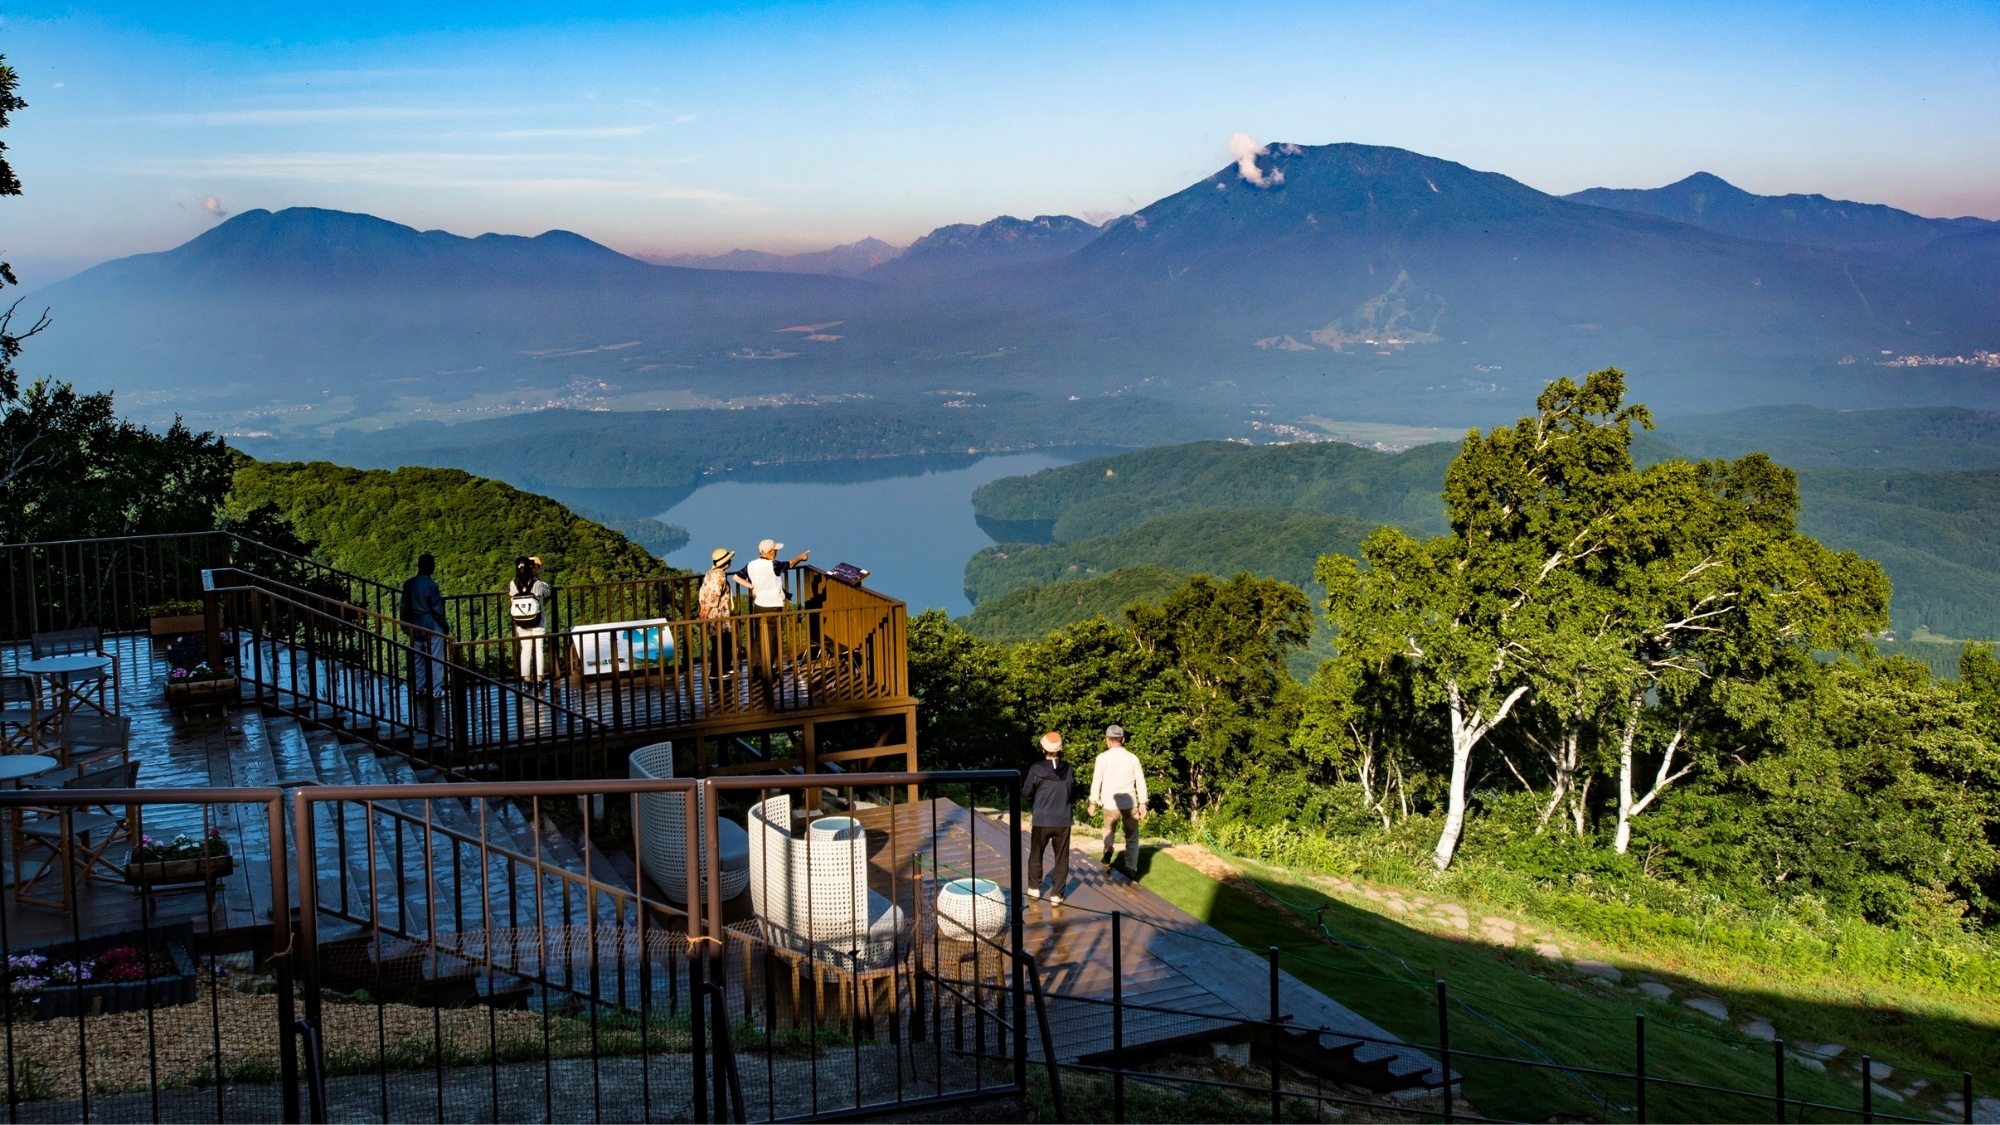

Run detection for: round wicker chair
[[629, 741, 749, 903]]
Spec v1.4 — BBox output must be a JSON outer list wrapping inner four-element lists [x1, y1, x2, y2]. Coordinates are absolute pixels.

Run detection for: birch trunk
[[1433, 679, 1530, 870]]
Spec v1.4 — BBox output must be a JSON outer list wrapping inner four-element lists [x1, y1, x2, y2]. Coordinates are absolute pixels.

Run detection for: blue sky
[[3, 1, 1997, 282]]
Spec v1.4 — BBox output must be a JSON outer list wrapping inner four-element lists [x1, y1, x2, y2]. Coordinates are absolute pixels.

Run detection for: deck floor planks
[[849, 797, 1438, 1082]]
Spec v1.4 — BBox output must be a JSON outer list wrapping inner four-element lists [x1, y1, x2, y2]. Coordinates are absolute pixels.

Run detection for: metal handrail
[[700, 981, 747, 1124], [213, 577, 607, 778]]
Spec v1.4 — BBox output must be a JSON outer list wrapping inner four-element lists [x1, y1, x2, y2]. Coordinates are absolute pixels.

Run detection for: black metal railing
[[211, 576, 608, 780], [0, 530, 399, 641], [0, 786, 299, 1124]]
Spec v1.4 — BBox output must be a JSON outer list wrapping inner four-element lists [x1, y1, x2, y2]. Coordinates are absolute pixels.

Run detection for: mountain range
[[21, 143, 2000, 438]]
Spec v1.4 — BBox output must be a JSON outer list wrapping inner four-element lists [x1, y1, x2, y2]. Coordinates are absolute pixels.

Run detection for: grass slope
[[959, 565, 1189, 645], [228, 460, 675, 594], [964, 509, 1377, 606], [1133, 844, 1997, 1123]]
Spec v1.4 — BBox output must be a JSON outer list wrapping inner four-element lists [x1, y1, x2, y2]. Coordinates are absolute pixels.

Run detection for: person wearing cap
[[698, 547, 738, 685], [732, 539, 811, 693], [1088, 724, 1149, 878], [1022, 731, 1078, 905]]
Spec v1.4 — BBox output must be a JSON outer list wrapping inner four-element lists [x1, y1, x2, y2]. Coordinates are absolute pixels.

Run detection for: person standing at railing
[[699, 547, 738, 686], [1023, 731, 1077, 906], [731, 538, 809, 700], [1088, 724, 1148, 880], [400, 553, 449, 720], [508, 556, 553, 685]]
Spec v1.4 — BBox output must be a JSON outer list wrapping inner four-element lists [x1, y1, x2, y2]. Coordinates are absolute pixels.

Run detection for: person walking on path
[[1023, 731, 1077, 905], [400, 553, 450, 719], [1088, 724, 1148, 879], [698, 547, 738, 686], [508, 556, 553, 684], [732, 539, 810, 697]]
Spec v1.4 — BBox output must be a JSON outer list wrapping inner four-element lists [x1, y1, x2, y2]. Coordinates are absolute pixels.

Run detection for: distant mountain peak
[[1565, 174, 1993, 252], [656, 236, 902, 277], [862, 213, 1103, 285]]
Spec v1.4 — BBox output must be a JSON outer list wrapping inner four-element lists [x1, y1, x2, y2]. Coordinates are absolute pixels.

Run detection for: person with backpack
[[509, 555, 553, 683], [699, 547, 738, 684]]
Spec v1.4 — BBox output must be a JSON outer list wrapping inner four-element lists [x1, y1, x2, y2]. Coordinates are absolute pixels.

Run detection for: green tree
[[1322, 372, 1648, 868], [0, 53, 47, 402], [1126, 573, 1312, 816], [0, 381, 235, 542], [905, 608, 1028, 771]]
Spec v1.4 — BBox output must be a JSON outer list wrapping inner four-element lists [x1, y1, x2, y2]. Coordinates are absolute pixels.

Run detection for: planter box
[[165, 676, 238, 710], [124, 854, 233, 886], [16, 922, 199, 1021], [149, 614, 206, 638]]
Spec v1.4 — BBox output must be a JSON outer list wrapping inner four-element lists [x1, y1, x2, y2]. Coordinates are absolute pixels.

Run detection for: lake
[[655, 450, 1096, 616]]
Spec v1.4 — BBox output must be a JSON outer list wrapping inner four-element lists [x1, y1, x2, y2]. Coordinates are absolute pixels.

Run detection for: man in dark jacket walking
[[1023, 731, 1077, 906]]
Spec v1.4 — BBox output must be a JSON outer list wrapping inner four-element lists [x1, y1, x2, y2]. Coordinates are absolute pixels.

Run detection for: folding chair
[[0, 674, 43, 754], [12, 760, 141, 910], [29, 626, 121, 717], [54, 713, 132, 772]]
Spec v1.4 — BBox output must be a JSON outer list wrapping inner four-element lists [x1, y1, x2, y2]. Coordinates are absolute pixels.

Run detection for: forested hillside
[[969, 410, 2000, 645], [227, 460, 675, 595], [970, 439, 1455, 543], [959, 565, 1187, 644], [964, 509, 1377, 605]]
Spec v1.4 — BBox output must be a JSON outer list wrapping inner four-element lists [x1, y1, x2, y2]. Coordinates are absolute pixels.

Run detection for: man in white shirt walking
[[1087, 724, 1148, 879]]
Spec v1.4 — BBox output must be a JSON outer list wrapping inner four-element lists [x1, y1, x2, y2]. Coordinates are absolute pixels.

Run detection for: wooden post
[[802, 720, 819, 814], [201, 569, 224, 671]]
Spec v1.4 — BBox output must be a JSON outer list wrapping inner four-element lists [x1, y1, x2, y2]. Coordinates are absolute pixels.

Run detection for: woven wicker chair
[[747, 793, 904, 972], [628, 741, 748, 903]]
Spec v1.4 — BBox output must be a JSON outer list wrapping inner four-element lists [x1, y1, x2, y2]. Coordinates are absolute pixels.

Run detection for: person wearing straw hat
[[1023, 731, 1078, 905], [698, 547, 738, 684]]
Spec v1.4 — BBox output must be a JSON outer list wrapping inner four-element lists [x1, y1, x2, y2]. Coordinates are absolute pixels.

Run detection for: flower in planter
[[95, 947, 148, 983]]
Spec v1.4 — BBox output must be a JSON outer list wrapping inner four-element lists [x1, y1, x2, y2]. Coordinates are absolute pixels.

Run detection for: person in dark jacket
[[1023, 731, 1077, 905], [401, 553, 450, 716]]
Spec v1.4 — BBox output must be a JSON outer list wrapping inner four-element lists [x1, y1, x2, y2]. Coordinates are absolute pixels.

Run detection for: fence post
[[1268, 946, 1281, 1123], [1009, 777, 1027, 1093], [1634, 1012, 1646, 1124], [1773, 1038, 1786, 1124], [1436, 979, 1452, 1124], [1112, 910, 1124, 1123], [1964, 1071, 1974, 1125], [1862, 1055, 1873, 1123]]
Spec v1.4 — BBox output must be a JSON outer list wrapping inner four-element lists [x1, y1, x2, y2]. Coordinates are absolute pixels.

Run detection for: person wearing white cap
[[1088, 724, 1148, 879], [731, 538, 810, 695]]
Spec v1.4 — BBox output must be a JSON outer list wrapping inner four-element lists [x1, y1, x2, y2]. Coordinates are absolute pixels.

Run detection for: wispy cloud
[[146, 106, 511, 126], [487, 126, 650, 139], [130, 151, 760, 207]]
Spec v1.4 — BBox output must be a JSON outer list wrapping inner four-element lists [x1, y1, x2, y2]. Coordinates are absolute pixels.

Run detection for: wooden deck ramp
[[850, 798, 1440, 1088]]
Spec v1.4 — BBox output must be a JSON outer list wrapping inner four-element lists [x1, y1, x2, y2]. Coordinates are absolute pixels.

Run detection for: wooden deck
[[841, 799, 1439, 1085]]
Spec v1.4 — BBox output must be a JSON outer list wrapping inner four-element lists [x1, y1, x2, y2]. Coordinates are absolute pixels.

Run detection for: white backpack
[[510, 585, 545, 626]]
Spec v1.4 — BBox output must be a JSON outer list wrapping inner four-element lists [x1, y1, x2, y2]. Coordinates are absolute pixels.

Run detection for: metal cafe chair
[[12, 760, 142, 910], [0, 673, 44, 754], [29, 626, 122, 718]]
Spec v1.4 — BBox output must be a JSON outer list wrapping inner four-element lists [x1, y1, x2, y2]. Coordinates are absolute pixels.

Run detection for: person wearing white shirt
[[1087, 724, 1149, 879], [730, 538, 810, 697]]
